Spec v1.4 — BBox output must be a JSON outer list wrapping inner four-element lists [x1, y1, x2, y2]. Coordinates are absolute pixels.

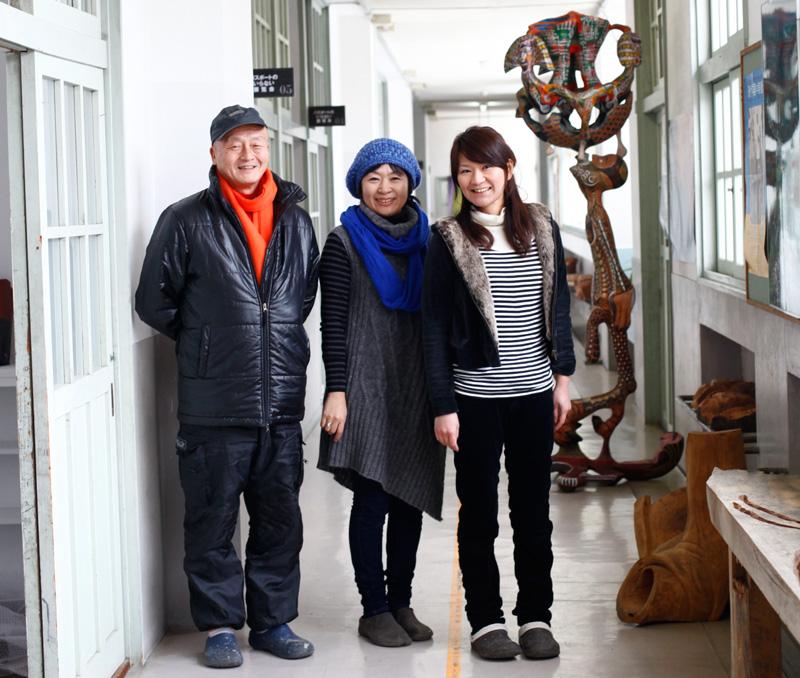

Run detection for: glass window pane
[[282, 141, 293, 182], [43, 77, 62, 228], [715, 178, 726, 261], [710, 0, 721, 51], [734, 173, 744, 265], [88, 235, 107, 370], [723, 80, 733, 171], [70, 236, 88, 378], [718, 1, 728, 50], [64, 83, 84, 225], [730, 70, 742, 170], [318, 145, 330, 233], [730, 0, 742, 39], [725, 176, 735, 259], [49, 238, 68, 386], [57, 0, 97, 14], [309, 152, 319, 214], [84, 88, 100, 223], [293, 141, 306, 199]]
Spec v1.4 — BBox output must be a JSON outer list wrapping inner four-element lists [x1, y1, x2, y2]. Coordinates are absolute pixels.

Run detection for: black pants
[[349, 474, 423, 617], [176, 422, 305, 632], [454, 391, 554, 634]]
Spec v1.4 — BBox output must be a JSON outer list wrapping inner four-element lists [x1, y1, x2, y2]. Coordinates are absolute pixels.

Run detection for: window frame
[[694, 0, 747, 284]]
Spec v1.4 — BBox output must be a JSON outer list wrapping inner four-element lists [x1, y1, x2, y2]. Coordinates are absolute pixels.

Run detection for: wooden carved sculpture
[[505, 12, 683, 490], [617, 430, 746, 624]]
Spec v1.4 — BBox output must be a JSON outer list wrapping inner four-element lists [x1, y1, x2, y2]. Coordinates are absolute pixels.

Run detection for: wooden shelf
[[0, 364, 14, 387], [0, 507, 21, 526]]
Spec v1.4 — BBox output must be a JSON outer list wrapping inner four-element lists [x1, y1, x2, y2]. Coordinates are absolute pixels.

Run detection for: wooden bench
[[707, 469, 800, 677]]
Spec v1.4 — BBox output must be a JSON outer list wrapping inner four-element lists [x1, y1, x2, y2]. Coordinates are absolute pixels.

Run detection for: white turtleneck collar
[[470, 207, 513, 252]]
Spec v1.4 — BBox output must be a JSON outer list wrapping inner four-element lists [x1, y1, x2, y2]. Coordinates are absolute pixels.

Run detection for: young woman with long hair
[[422, 126, 575, 661]]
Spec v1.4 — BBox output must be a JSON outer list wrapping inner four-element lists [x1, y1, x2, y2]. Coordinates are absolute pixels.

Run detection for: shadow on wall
[[154, 334, 194, 631]]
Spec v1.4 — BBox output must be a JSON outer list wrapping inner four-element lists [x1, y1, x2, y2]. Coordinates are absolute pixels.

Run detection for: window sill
[[699, 271, 746, 298], [641, 87, 665, 114]]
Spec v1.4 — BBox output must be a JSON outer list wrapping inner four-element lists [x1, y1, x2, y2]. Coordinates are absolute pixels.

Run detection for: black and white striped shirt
[[453, 211, 554, 398]]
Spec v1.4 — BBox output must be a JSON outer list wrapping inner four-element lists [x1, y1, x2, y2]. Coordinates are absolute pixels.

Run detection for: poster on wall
[[741, 42, 769, 304]]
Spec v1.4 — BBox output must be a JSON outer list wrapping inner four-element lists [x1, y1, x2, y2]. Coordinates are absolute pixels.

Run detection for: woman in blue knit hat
[[317, 138, 445, 647]]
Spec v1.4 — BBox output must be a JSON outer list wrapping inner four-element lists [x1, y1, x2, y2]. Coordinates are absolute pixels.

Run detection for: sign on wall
[[253, 68, 294, 98], [308, 106, 345, 127]]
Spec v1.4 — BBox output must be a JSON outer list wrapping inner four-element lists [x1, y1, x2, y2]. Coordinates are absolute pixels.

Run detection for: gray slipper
[[519, 627, 560, 659], [358, 612, 412, 647], [470, 629, 521, 660], [393, 607, 433, 641]]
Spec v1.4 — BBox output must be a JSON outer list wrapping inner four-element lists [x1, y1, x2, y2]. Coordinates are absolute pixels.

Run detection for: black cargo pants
[[176, 422, 305, 632]]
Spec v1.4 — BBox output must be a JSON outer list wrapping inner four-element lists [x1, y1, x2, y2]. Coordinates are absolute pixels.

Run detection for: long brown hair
[[449, 126, 534, 254]]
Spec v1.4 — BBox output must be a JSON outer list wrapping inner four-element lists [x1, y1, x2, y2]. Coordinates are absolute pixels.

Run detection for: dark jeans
[[349, 474, 423, 617], [454, 391, 554, 634], [176, 422, 305, 632]]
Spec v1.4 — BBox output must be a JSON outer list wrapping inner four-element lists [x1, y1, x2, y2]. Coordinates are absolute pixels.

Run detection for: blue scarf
[[340, 201, 429, 313]]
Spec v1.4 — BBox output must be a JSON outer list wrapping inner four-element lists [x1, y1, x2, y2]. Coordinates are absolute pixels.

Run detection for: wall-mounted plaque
[[253, 68, 294, 98], [308, 106, 346, 127]]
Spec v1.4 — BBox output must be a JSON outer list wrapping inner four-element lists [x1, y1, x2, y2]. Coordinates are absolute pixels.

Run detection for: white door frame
[[4, 47, 44, 678], [0, 2, 143, 674]]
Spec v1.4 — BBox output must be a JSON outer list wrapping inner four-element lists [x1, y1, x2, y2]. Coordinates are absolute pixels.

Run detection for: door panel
[[21, 50, 125, 678]]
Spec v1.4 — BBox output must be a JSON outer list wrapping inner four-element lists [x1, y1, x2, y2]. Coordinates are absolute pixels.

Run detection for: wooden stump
[[617, 430, 746, 624]]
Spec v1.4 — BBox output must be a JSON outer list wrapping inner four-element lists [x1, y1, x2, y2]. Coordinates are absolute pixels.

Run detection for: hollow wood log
[[617, 430, 746, 624], [633, 487, 687, 558]]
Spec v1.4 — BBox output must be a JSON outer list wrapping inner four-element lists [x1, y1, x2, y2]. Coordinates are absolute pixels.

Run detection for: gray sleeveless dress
[[317, 214, 445, 520]]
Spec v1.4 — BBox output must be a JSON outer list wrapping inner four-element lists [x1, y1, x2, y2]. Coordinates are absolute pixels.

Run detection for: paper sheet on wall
[[667, 112, 696, 263], [743, 68, 769, 277]]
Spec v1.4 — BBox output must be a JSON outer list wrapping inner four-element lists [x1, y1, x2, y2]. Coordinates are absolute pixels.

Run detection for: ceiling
[[327, 1, 633, 106]]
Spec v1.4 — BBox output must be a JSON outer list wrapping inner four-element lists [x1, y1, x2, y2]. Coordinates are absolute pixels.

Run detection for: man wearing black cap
[[135, 105, 319, 668]]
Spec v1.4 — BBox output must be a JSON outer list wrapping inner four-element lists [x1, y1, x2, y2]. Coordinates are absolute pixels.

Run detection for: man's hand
[[321, 391, 347, 442], [553, 375, 572, 432], [434, 413, 460, 451]]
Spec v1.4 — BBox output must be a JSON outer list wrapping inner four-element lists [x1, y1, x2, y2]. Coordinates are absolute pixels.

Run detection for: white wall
[[664, 0, 800, 472], [329, 3, 416, 221], [424, 110, 541, 221], [116, 0, 254, 653]]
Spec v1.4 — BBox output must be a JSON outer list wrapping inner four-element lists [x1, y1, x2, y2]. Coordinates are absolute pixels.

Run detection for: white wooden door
[[21, 51, 125, 678]]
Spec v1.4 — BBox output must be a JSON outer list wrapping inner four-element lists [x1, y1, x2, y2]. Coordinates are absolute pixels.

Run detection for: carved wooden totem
[[506, 12, 683, 490]]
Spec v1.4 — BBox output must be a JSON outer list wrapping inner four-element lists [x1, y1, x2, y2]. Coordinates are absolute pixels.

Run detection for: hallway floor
[[130, 346, 731, 678]]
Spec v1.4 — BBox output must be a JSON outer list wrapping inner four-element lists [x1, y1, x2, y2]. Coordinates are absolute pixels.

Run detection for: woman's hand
[[321, 391, 347, 442], [434, 413, 460, 451], [553, 375, 572, 432]]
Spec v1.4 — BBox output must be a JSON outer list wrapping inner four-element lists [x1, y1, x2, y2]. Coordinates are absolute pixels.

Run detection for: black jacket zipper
[[215, 180, 299, 425]]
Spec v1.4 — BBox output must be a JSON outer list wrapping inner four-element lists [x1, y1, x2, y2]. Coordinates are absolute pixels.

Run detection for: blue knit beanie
[[346, 138, 421, 198]]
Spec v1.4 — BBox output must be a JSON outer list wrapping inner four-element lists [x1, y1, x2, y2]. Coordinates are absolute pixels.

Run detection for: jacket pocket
[[198, 325, 211, 377]]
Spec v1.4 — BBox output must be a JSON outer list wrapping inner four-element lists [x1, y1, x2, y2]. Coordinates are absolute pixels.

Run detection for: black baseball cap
[[210, 105, 267, 143]]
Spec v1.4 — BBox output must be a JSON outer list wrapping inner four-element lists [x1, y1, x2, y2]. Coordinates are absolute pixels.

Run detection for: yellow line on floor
[[445, 513, 463, 678]]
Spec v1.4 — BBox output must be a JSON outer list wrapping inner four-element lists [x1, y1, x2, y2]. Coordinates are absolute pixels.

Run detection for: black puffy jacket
[[135, 168, 319, 426]]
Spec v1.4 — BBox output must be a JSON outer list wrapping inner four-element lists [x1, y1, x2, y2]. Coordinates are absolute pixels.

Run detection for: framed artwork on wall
[[741, 42, 769, 307], [746, 3, 800, 322]]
